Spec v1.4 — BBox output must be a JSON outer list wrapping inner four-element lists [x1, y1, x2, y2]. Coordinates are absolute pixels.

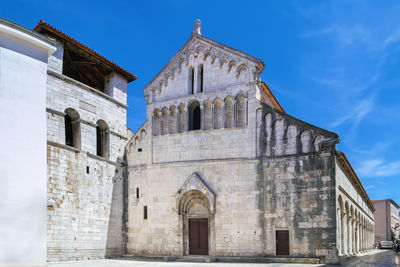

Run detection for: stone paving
[[48, 260, 324, 267], [342, 249, 400, 266], [47, 249, 397, 267]]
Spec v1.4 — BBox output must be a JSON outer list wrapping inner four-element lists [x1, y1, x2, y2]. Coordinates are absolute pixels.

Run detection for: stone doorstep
[[120, 254, 320, 264]]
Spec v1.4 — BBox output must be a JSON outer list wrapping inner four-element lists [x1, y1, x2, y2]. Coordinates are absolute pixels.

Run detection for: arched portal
[[176, 173, 215, 256]]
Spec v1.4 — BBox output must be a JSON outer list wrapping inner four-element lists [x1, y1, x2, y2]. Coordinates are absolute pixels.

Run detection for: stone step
[[212, 256, 321, 264], [176, 255, 211, 263], [121, 254, 177, 262], [121, 254, 321, 264]]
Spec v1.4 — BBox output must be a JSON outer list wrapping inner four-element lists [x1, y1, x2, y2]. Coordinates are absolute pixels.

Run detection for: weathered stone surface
[[46, 37, 128, 261], [126, 23, 374, 265]]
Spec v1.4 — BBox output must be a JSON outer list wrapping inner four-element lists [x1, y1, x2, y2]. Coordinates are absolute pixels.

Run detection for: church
[[125, 20, 374, 264], [0, 17, 374, 266]]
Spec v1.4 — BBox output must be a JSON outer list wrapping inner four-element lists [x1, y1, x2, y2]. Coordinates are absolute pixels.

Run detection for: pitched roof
[[33, 20, 136, 83], [260, 82, 285, 112]]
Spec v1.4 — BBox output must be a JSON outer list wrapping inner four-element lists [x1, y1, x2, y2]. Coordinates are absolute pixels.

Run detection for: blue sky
[[3, 0, 400, 204]]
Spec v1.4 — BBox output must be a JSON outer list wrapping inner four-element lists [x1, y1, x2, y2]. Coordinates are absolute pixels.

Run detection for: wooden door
[[276, 230, 289, 255], [189, 218, 208, 255]]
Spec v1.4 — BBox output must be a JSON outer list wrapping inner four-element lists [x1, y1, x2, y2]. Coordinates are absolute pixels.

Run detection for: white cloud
[[329, 96, 374, 128], [300, 24, 373, 48], [350, 142, 391, 155], [357, 159, 400, 178], [383, 30, 400, 49], [364, 184, 375, 190]]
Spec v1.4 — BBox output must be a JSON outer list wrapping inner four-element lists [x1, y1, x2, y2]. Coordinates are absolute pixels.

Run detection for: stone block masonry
[[45, 44, 129, 260], [47, 145, 125, 261]]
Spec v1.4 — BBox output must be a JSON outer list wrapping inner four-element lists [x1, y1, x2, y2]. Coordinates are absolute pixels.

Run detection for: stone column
[[200, 105, 204, 130], [221, 102, 225, 129], [344, 212, 348, 255], [337, 208, 342, 255], [357, 222, 360, 253], [348, 217, 353, 254]]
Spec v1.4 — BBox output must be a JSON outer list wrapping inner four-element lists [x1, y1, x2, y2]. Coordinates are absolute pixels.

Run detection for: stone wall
[[126, 143, 338, 261], [127, 100, 341, 263], [47, 145, 125, 260], [46, 49, 128, 260]]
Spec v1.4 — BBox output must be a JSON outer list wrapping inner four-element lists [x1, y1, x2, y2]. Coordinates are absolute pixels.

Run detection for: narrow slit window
[[144, 206, 148, 220], [189, 67, 195, 94], [191, 67, 195, 94], [136, 187, 140, 198], [86, 166, 89, 174], [199, 64, 203, 93]]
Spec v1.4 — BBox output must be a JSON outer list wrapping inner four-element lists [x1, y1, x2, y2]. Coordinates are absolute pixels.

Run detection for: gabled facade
[[126, 20, 374, 264]]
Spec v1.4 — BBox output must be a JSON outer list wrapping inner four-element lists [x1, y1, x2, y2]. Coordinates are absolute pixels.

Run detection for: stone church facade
[[126, 21, 374, 264]]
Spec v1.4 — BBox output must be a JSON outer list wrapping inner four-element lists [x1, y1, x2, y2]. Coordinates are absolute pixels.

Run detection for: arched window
[[235, 94, 246, 127], [169, 106, 177, 134], [161, 107, 169, 135], [178, 104, 186, 133], [96, 120, 109, 158], [224, 96, 234, 128], [189, 101, 201, 131], [153, 109, 161, 136], [64, 108, 80, 149], [213, 98, 222, 129]]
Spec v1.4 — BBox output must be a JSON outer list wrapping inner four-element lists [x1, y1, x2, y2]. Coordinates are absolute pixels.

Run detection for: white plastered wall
[[0, 20, 55, 266]]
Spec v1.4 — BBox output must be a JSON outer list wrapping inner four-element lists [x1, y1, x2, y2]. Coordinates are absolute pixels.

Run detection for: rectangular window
[[86, 166, 89, 174], [136, 187, 140, 198], [144, 206, 148, 220]]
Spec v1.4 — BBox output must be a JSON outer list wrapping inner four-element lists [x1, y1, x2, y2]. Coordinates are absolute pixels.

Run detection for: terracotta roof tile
[[261, 82, 285, 112], [33, 20, 137, 83]]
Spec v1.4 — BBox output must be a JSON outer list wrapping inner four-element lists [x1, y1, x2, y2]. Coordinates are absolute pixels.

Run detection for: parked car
[[379, 241, 393, 249]]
